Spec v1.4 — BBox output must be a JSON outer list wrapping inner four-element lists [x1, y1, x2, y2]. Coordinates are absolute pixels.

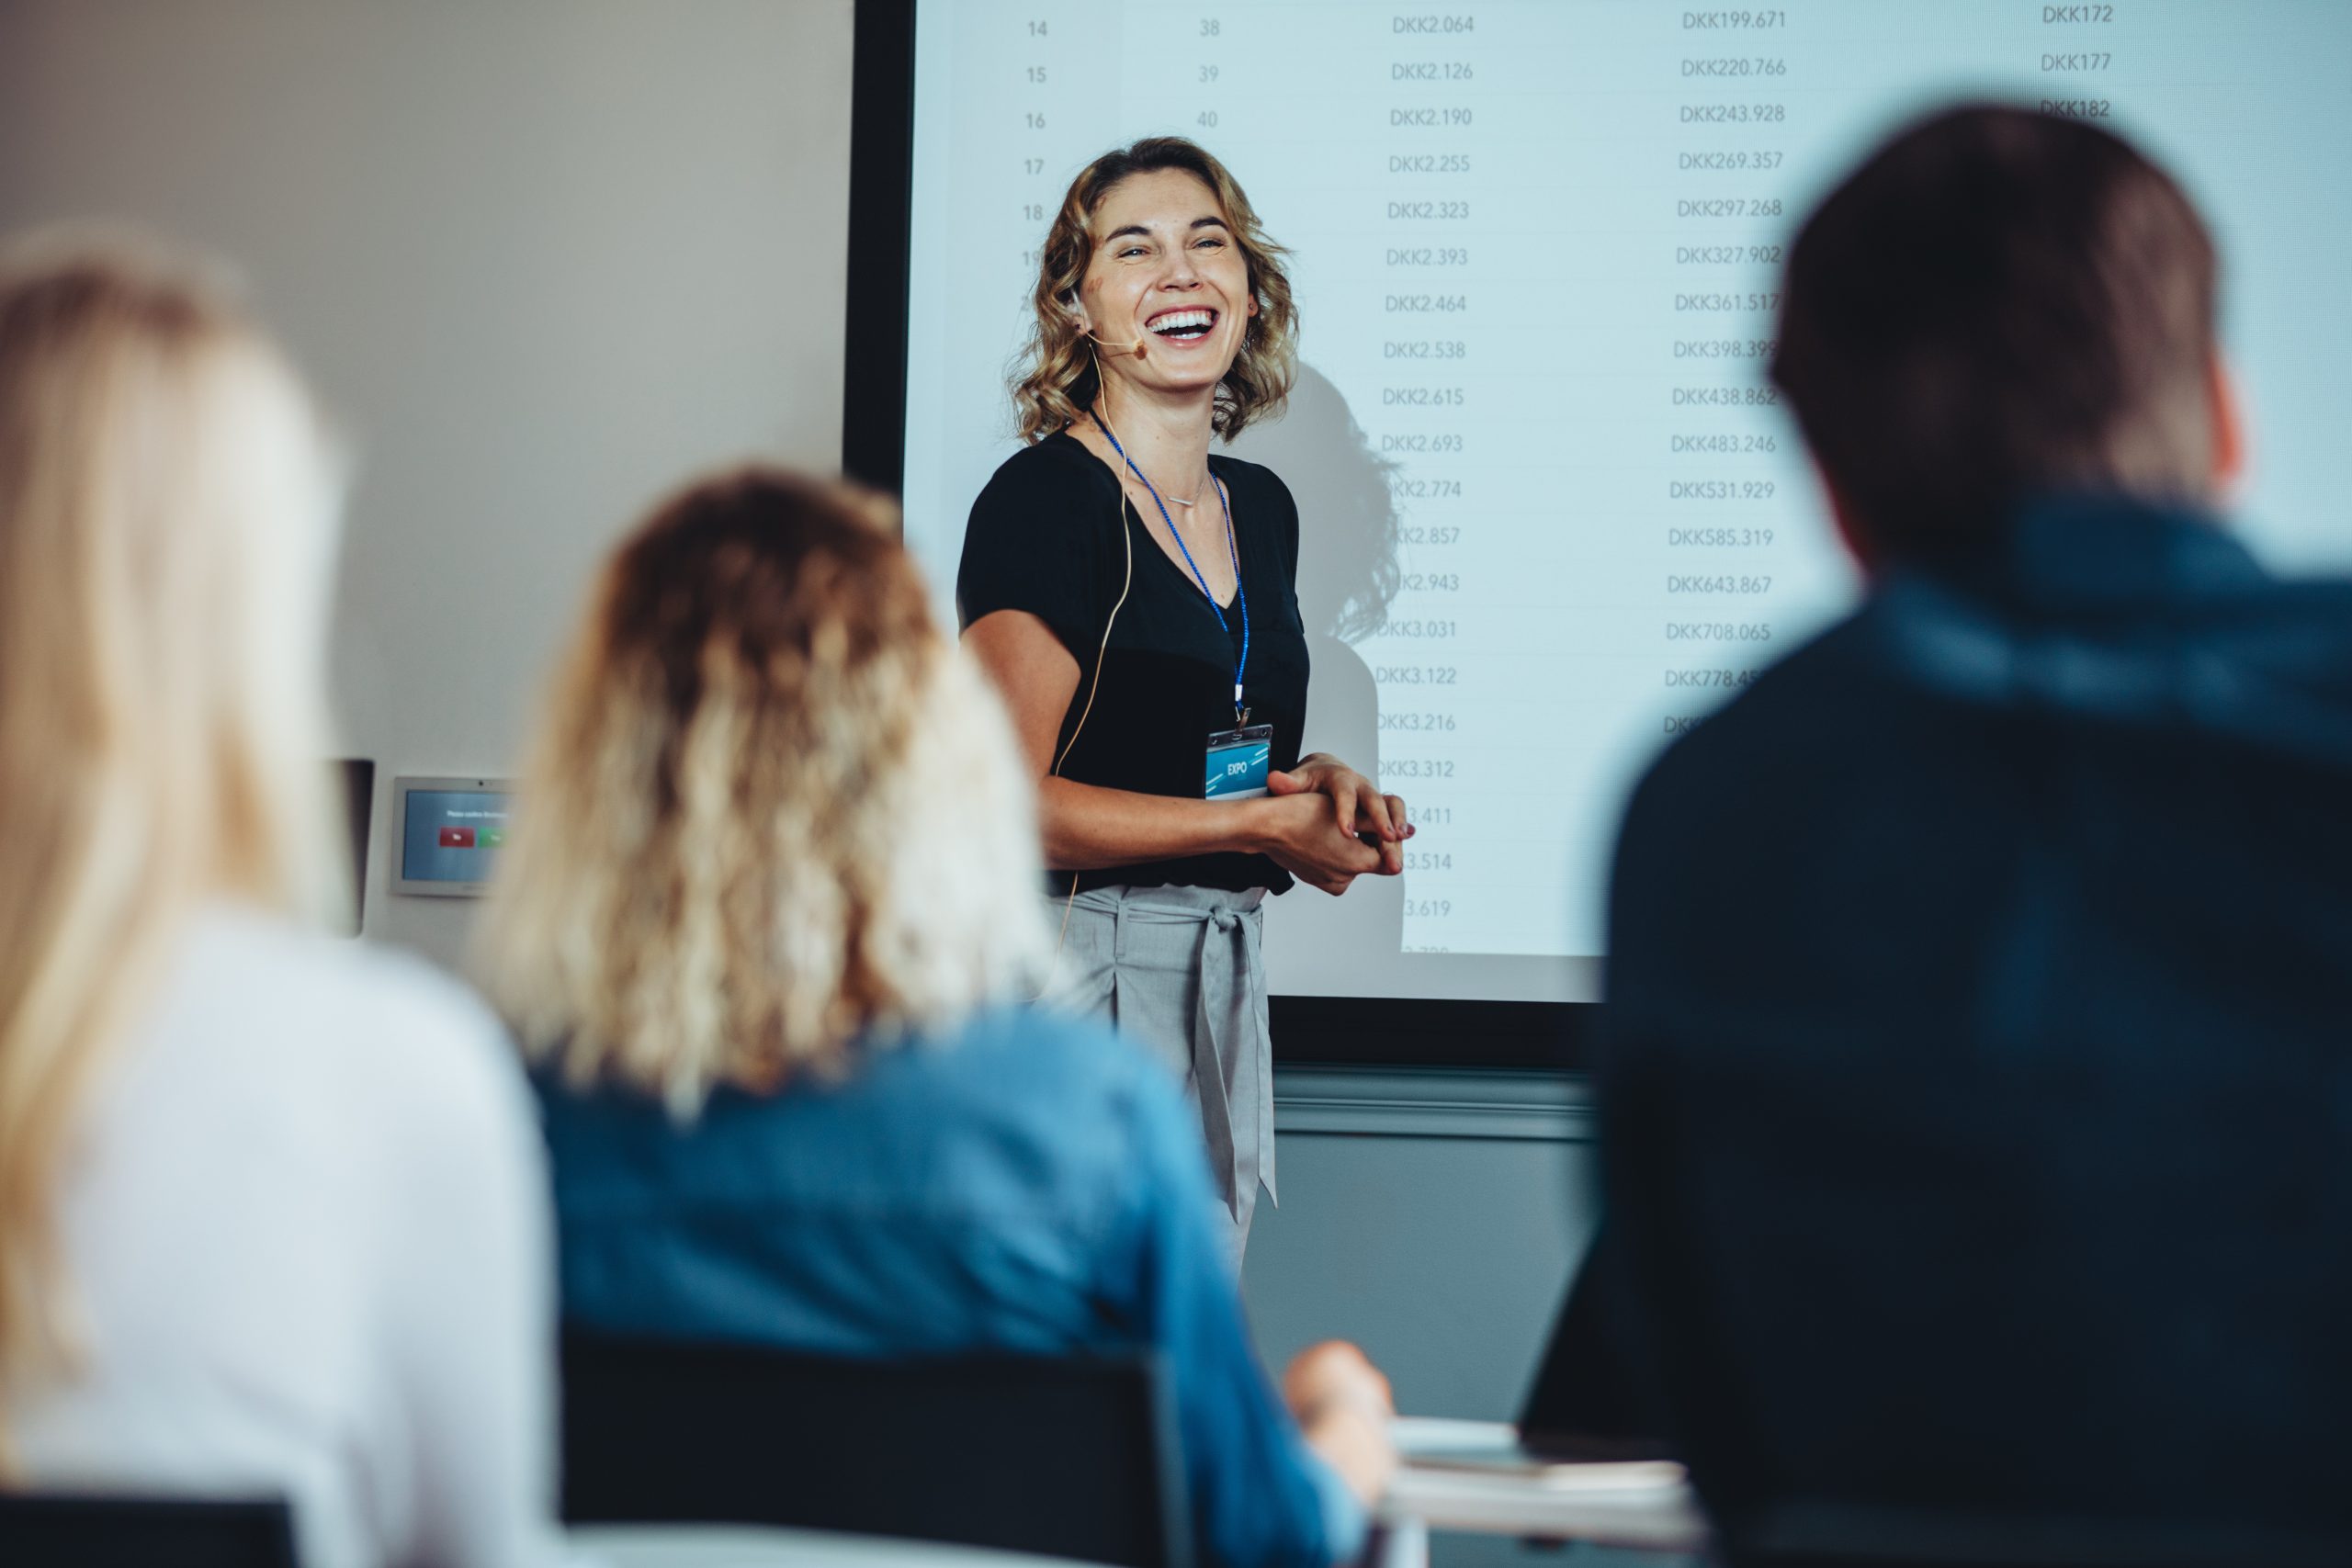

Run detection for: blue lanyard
[[1089, 411, 1250, 721]]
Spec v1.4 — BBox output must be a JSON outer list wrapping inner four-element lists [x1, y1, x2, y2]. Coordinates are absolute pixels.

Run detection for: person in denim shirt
[[479, 468, 1394, 1568]]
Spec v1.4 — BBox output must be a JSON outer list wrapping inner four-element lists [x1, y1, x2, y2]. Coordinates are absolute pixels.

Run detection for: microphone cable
[[1042, 392, 1136, 989]]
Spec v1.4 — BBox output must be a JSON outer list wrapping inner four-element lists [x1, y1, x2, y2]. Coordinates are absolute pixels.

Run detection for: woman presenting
[[961, 137, 1408, 1260]]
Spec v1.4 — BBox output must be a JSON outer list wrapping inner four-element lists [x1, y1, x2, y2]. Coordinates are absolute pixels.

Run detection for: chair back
[[0, 1494, 298, 1567], [1604, 1037, 2352, 1545], [560, 1329, 1191, 1568], [1727, 1498, 2352, 1568]]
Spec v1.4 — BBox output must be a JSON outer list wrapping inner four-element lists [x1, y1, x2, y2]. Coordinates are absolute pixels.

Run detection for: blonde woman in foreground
[[480, 468, 1396, 1568], [0, 233, 557, 1567]]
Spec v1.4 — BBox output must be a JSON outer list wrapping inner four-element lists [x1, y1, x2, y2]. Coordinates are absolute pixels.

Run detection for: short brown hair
[[479, 468, 1046, 1109], [1771, 105, 2220, 558], [1012, 137, 1297, 444]]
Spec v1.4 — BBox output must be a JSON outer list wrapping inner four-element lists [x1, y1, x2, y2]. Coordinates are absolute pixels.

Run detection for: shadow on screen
[[1230, 365, 1404, 952]]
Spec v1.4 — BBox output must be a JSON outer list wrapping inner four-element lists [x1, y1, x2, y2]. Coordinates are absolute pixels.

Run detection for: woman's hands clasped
[[1252, 753, 1412, 896]]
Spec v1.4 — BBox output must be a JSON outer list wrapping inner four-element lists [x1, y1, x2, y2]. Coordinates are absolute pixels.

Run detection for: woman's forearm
[[1039, 777, 1269, 871]]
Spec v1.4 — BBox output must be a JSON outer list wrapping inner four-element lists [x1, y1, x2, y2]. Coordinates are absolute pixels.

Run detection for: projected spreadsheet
[[899, 1, 2352, 999]]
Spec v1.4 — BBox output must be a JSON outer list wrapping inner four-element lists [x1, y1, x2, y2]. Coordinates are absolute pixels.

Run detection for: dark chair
[[1725, 1498, 2352, 1568], [1600, 1025, 2352, 1565], [0, 1494, 298, 1567], [560, 1329, 1192, 1568]]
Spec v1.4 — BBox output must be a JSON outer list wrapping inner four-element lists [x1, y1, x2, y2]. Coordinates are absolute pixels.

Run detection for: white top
[[7, 905, 559, 1568]]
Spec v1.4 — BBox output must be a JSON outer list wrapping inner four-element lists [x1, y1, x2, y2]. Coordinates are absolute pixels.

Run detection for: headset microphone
[[1086, 328, 1149, 359], [1069, 289, 1148, 358]]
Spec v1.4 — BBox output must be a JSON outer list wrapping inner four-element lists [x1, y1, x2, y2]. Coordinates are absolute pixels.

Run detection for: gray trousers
[[1044, 884, 1273, 1268]]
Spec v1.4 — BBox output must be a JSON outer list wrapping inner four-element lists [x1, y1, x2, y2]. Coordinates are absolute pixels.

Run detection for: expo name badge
[[1204, 724, 1273, 801]]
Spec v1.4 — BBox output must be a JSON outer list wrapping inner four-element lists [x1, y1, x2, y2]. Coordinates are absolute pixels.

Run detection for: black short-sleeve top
[[958, 430, 1310, 895]]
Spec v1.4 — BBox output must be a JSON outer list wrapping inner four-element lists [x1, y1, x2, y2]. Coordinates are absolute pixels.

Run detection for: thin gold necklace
[[1091, 400, 1208, 504]]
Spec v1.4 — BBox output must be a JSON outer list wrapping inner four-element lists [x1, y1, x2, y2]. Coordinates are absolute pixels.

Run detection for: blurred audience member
[[0, 232, 556, 1565], [480, 468, 1395, 1568], [1599, 105, 2352, 1541]]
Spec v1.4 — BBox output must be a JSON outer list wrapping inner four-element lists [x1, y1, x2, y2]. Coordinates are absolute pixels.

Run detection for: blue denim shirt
[[534, 1007, 1362, 1568]]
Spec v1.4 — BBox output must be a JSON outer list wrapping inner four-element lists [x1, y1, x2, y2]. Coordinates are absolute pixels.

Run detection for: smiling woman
[[959, 138, 1411, 1262], [1010, 139, 1296, 444]]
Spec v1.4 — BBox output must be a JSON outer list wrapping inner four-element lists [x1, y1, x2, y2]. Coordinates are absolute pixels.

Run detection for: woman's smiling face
[[1079, 168, 1259, 397]]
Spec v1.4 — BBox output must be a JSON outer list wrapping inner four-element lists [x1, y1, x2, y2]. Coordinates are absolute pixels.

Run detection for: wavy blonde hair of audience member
[[0, 232, 343, 1428], [1012, 137, 1299, 444], [477, 469, 1049, 1113]]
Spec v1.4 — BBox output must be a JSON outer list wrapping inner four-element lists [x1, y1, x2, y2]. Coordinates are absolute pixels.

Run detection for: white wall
[[0, 0, 856, 970]]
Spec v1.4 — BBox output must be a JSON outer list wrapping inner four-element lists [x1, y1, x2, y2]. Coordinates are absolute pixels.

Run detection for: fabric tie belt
[[1066, 885, 1272, 1221]]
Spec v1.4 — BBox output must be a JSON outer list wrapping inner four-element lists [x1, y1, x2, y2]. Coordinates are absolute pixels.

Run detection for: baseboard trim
[[1272, 1067, 1593, 1142]]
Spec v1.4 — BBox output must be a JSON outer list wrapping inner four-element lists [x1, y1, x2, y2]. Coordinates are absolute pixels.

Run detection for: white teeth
[[1149, 309, 1216, 334]]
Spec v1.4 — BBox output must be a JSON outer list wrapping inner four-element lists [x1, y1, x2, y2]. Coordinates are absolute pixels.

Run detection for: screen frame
[[840, 0, 1585, 1069], [333, 758, 374, 936], [390, 775, 515, 899]]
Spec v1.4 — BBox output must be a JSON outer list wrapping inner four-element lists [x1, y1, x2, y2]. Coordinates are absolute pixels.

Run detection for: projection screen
[[844, 0, 2352, 1062]]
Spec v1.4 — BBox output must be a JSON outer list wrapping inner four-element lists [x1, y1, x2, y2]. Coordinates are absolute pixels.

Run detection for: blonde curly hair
[[1012, 137, 1298, 444], [478, 468, 1047, 1112]]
